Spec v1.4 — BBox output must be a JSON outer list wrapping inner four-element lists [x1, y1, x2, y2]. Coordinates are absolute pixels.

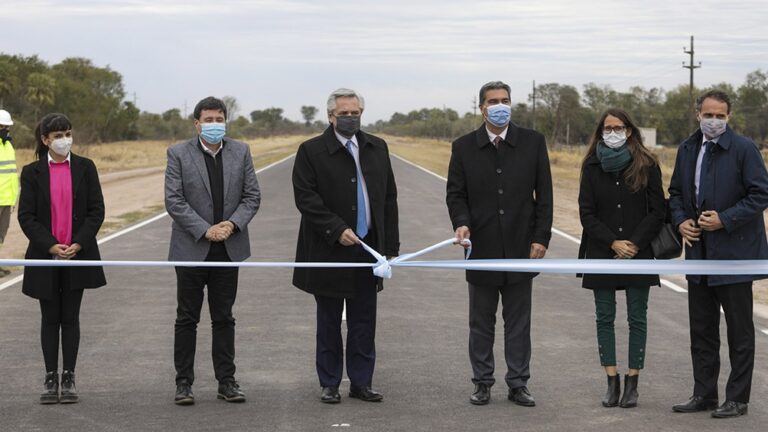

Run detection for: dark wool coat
[[18, 154, 106, 300], [292, 127, 399, 298], [447, 123, 553, 287], [578, 154, 665, 289], [668, 126, 768, 286]]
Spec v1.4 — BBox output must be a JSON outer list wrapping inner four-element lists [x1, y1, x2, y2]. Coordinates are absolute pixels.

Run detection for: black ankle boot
[[602, 374, 620, 407], [40, 371, 59, 404], [619, 374, 638, 408], [60, 370, 78, 404]]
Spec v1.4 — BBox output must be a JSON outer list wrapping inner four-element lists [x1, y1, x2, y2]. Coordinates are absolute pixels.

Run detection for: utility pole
[[683, 35, 701, 132], [530, 80, 537, 130], [472, 95, 477, 116]]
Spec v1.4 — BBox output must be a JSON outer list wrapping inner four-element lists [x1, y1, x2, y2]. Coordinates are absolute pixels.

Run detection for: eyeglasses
[[603, 126, 626, 134]]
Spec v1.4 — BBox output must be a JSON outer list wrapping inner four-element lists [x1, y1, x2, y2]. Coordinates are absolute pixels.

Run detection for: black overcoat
[[17, 154, 106, 300], [292, 127, 399, 298], [577, 154, 665, 289], [446, 123, 553, 287]]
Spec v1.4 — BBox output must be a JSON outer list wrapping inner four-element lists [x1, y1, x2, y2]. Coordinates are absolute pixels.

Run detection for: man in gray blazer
[[165, 96, 261, 405]]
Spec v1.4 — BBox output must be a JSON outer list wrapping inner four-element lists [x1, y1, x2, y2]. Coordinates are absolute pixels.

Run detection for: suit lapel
[[70, 154, 86, 197], [187, 139, 212, 197], [221, 139, 235, 200], [35, 158, 51, 210]]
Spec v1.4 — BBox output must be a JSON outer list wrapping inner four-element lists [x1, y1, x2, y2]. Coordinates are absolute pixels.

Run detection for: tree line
[[370, 71, 768, 147], [0, 54, 324, 148], [2, 53, 767, 148]]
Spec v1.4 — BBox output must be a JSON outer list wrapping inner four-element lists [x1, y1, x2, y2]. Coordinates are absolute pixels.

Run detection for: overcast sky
[[3, 0, 767, 122]]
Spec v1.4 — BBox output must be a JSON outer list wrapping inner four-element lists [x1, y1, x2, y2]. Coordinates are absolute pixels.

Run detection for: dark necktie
[[345, 140, 368, 239], [493, 136, 502, 148], [697, 141, 713, 209]]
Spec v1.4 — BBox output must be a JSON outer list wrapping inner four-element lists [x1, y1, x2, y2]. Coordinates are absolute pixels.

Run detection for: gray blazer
[[164, 137, 261, 262]]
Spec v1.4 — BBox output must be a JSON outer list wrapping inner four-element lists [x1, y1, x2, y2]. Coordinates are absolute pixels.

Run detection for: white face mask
[[700, 118, 727, 139], [602, 131, 627, 149], [50, 137, 72, 157]]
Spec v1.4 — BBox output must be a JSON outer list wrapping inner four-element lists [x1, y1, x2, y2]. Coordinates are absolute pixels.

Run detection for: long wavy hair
[[581, 108, 659, 193]]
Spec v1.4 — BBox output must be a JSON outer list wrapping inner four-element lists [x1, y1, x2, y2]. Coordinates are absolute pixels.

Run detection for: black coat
[[17, 154, 106, 300], [292, 127, 399, 298], [669, 127, 768, 286], [577, 154, 665, 289], [446, 124, 553, 286]]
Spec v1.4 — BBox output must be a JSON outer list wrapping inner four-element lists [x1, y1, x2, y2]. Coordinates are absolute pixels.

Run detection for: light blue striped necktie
[[345, 140, 368, 238]]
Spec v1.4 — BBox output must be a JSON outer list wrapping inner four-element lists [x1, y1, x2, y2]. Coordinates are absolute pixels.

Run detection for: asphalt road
[[1, 155, 767, 432]]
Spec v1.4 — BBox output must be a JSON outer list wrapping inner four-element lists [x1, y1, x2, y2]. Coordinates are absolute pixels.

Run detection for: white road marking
[[0, 153, 297, 293], [762, 329, 768, 336]]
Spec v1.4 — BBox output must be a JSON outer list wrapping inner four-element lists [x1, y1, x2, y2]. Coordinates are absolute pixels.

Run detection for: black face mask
[[0, 128, 9, 142], [334, 115, 360, 138]]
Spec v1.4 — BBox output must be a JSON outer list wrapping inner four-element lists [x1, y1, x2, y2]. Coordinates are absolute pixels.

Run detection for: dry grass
[[14, 135, 312, 173]]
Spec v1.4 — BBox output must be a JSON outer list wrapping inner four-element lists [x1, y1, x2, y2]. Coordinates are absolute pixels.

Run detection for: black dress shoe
[[672, 396, 718, 413], [217, 380, 246, 403], [711, 401, 748, 418], [602, 375, 620, 407], [321, 386, 341, 404], [508, 386, 536, 407], [175, 380, 194, 405], [40, 371, 59, 405], [349, 386, 383, 402], [470, 384, 490, 405], [60, 370, 78, 404]]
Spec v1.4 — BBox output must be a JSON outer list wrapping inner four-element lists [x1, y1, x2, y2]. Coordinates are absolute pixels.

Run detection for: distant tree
[[222, 96, 239, 122], [301, 105, 318, 126], [25, 72, 56, 122], [250, 107, 284, 135]]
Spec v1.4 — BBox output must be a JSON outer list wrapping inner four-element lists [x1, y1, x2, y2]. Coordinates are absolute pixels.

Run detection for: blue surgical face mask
[[200, 122, 226, 144], [486, 103, 511, 128]]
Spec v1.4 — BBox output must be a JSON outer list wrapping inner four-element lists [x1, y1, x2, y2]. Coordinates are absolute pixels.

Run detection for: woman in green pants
[[577, 108, 665, 408]]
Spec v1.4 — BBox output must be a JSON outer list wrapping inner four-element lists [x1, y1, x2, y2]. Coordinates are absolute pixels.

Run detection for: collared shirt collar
[[702, 134, 721, 145], [335, 129, 358, 148], [47, 151, 71, 165], [199, 136, 224, 157], [486, 126, 509, 144]]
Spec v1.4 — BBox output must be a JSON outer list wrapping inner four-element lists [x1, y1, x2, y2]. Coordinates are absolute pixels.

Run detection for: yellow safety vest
[[0, 138, 19, 206]]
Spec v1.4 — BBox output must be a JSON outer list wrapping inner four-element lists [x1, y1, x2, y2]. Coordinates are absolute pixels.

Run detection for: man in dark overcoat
[[447, 81, 553, 406], [669, 90, 768, 418], [292, 88, 399, 404]]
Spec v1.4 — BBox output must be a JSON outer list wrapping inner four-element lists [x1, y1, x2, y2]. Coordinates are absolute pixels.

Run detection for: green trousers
[[593, 287, 650, 369]]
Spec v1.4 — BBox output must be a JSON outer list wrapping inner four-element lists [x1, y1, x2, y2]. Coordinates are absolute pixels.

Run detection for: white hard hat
[[0, 110, 12, 126]]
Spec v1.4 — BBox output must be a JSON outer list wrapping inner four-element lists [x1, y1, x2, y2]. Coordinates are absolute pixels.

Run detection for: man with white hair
[[292, 88, 399, 404]]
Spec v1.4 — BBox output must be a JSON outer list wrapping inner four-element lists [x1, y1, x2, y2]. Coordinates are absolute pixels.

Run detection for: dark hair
[[34, 113, 72, 160], [696, 89, 731, 114], [478, 81, 511, 106], [582, 108, 659, 193], [193, 96, 227, 120]]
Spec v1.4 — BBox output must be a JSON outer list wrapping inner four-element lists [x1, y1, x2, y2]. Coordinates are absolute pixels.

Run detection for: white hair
[[326, 88, 365, 115]]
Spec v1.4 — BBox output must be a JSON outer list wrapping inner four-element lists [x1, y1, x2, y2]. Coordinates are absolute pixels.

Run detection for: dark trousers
[[314, 266, 378, 389], [468, 279, 532, 389], [688, 280, 754, 403], [174, 265, 239, 385], [39, 269, 84, 372], [593, 286, 650, 369]]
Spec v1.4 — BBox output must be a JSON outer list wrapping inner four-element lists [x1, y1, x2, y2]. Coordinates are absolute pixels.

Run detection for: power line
[[683, 35, 702, 132]]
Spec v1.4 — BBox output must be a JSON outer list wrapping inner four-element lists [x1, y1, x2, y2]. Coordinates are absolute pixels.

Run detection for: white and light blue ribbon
[[1, 238, 767, 278]]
